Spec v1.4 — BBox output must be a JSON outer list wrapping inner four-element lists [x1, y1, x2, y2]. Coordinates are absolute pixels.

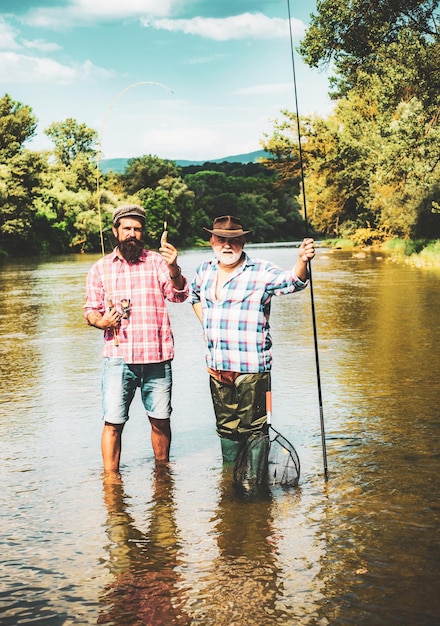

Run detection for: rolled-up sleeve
[[84, 260, 105, 322]]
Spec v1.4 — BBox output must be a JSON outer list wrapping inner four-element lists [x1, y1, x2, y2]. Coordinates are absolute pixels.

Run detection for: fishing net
[[233, 401, 301, 496], [267, 426, 300, 487]]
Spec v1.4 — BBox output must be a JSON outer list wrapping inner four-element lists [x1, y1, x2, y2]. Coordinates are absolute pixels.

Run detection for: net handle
[[266, 390, 273, 425]]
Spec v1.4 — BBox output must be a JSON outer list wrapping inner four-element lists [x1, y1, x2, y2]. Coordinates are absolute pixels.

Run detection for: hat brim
[[203, 227, 252, 237]]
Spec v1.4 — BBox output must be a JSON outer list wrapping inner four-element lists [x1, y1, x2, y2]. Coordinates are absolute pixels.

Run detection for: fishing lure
[[160, 220, 168, 247]]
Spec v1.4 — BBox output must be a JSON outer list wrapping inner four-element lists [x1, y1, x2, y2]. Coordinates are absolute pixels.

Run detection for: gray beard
[[215, 250, 243, 266]]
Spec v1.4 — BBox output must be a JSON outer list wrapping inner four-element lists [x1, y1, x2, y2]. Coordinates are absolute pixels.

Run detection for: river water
[[0, 245, 439, 626]]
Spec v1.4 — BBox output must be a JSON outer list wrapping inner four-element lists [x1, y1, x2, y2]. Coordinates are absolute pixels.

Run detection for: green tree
[[33, 118, 101, 252], [45, 118, 97, 167], [33, 169, 100, 254], [137, 175, 197, 248], [184, 168, 305, 242], [122, 155, 179, 195], [262, 0, 440, 242], [0, 94, 46, 255], [0, 151, 47, 254], [300, 0, 440, 111], [0, 93, 37, 160], [367, 96, 440, 238], [263, 89, 440, 241]]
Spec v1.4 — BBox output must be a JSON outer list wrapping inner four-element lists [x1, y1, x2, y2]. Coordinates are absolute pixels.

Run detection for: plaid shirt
[[84, 248, 188, 364], [190, 253, 308, 373]]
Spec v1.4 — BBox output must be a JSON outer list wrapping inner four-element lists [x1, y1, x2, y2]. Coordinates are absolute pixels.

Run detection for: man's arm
[[192, 302, 203, 323]]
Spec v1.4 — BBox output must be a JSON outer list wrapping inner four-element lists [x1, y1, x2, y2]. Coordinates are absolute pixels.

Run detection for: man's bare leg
[[101, 422, 124, 471], [149, 417, 171, 462]]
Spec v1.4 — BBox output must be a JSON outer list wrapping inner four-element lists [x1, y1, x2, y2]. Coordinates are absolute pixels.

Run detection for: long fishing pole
[[286, 0, 329, 481], [96, 81, 174, 346]]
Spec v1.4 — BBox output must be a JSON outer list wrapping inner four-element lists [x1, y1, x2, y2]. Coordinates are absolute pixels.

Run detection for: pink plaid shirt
[[84, 248, 188, 364]]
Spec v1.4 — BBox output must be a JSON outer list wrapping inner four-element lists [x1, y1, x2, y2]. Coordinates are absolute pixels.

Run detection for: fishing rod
[[96, 81, 174, 346], [286, 0, 329, 481]]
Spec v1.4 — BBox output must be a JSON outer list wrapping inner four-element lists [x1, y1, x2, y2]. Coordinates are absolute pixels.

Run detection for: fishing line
[[286, 1, 329, 481], [95, 81, 174, 346], [96, 81, 174, 256]]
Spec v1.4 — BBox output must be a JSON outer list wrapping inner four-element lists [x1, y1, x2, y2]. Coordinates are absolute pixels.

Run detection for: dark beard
[[118, 237, 144, 263]]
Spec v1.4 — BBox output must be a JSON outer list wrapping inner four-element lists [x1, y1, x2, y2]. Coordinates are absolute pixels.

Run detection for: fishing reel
[[120, 298, 131, 319]]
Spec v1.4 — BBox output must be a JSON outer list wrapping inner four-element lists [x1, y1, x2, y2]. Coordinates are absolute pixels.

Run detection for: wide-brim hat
[[203, 215, 252, 237], [112, 204, 146, 226]]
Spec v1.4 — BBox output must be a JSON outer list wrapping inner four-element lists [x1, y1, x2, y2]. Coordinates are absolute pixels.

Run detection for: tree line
[[0, 94, 304, 255], [1, 0, 439, 257], [0, 94, 307, 257]]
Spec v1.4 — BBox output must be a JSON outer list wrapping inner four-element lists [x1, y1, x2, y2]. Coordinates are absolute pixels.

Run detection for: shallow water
[[1, 246, 439, 625]]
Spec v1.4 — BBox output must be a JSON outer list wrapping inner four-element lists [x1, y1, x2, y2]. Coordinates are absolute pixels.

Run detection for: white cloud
[[22, 38, 62, 53], [0, 18, 20, 50], [0, 52, 111, 84], [142, 13, 305, 41], [0, 16, 61, 54], [73, 0, 175, 16], [25, 0, 177, 28]]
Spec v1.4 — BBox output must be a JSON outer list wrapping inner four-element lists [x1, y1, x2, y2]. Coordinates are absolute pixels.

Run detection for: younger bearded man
[[84, 204, 188, 471]]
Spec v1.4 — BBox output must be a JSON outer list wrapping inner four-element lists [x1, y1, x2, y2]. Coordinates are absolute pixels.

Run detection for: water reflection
[[0, 261, 45, 415], [312, 475, 440, 626], [190, 467, 293, 625], [98, 465, 190, 626]]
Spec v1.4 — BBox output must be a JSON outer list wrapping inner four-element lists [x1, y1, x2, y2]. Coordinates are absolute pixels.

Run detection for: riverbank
[[323, 237, 440, 269]]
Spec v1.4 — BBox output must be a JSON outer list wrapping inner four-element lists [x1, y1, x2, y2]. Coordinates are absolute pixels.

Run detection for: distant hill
[[100, 149, 270, 174]]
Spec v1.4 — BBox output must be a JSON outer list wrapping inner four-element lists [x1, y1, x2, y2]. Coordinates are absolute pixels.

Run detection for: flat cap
[[112, 204, 146, 226]]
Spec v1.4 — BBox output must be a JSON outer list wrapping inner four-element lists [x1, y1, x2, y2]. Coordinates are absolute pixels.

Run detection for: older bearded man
[[190, 215, 315, 463]]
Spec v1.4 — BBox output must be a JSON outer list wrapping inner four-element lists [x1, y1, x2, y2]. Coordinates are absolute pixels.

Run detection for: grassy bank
[[323, 238, 440, 268]]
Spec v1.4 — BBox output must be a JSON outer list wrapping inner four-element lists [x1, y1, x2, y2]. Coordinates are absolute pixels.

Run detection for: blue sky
[[0, 1, 333, 161]]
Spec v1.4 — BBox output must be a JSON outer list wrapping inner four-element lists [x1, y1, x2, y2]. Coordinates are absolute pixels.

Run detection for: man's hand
[[298, 238, 315, 263], [103, 307, 121, 329], [159, 241, 178, 267], [159, 241, 185, 288], [87, 307, 120, 330], [294, 238, 315, 281]]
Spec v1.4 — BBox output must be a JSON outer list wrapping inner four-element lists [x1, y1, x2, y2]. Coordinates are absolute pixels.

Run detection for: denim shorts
[[102, 358, 172, 424]]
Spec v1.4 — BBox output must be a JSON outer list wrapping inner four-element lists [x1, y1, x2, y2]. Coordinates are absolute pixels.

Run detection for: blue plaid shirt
[[190, 253, 308, 373]]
